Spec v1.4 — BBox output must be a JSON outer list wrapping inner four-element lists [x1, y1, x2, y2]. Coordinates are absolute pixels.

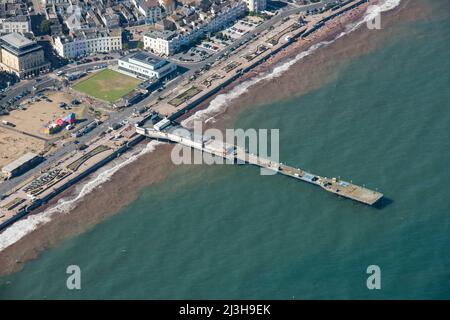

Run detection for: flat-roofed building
[[153, 117, 170, 131], [1, 152, 42, 179], [118, 51, 177, 80], [0, 33, 50, 78]]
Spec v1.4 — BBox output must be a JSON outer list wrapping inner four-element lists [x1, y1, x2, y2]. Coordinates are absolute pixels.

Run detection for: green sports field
[[73, 69, 142, 103]]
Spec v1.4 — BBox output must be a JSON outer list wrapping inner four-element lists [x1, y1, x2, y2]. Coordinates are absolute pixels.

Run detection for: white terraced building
[[203, 0, 248, 33], [53, 29, 122, 59], [143, 0, 247, 56], [0, 16, 31, 34]]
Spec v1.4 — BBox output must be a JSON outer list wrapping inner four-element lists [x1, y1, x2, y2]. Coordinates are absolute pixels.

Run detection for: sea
[[0, 0, 449, 299]]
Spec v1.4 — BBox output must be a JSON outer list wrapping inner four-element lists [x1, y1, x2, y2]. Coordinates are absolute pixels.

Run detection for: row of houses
[[0, 0, 268, 76], [42, 0, 177, 35], [0, 0, 31, 35], [50, 0, 266, 59], [143, 0, 256, 56], [42, 1, 122, 35], [53, 28, 122, 59], [42, 0, 175, 59], [0, 16, 30, 34], [131, 0, 177, 24]]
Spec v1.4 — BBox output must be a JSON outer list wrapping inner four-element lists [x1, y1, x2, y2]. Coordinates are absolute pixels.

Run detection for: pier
[[136, 124, 383, 206]]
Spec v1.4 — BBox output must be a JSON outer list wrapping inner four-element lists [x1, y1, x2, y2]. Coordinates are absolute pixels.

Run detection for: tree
[[40, 20, 51, 35], [123, 43, 130, 51], [137, 41, 144, 50]]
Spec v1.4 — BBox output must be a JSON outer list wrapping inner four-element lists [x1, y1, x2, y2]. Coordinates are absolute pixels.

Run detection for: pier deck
[[136, 126, 383, 206]]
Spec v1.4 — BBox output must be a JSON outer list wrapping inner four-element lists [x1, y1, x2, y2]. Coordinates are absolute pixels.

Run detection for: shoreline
[[0, 0, 412, 276]]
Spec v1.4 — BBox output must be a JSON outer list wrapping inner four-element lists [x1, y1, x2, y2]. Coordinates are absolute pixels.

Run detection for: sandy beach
[[0, 0, 423, 276]]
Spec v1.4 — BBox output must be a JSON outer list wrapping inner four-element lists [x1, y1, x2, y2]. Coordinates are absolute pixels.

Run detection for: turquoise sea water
[[1, 0, 450, 299]]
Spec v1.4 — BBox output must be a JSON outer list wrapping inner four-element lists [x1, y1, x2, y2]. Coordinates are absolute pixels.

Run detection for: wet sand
[[0, 0, 426, 276]]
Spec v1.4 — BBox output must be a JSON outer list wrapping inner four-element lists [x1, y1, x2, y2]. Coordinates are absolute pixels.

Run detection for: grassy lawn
[[73, 69, 142, 103], [168, 86, 202, 107], [67, 145, 111, 172]]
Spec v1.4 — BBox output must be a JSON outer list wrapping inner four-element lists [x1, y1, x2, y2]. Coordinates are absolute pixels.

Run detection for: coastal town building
[[143, 29, 179, 56], [117, 3, 139, 26], [245, 0, 266, 13], [101, 10, 121, 29], [131, 0, 163, 24], [203, 0, 248, 33], [118, 51, 177, 80], [43, 0, 126, 32], [53, 29, 122, 58], [0, 33, 50, 78], [0, 15, 30, 34], [0, 0, 29, 22], [143, 0, 247, 55], [1, 152, 42, 179], [41, 0, 70, 5], [159, 0, 176, 14]]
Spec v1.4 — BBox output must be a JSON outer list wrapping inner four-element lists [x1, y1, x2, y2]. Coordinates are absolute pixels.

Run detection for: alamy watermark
[[66, 265, 81, 290], [64, 264, 382, 291], [170, 121, 280, 175], [366, 265, 381, 290]]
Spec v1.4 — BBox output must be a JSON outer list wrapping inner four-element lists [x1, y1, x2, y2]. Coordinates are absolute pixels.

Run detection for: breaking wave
[[0, 140, 163, 251], [182, 0, 402, 128]]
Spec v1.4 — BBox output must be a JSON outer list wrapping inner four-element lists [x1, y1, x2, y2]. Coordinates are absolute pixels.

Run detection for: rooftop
[[145, 29, 178, 40], [59, 28, 122, 42], [0, 32, 33, 49], [3, 15, 29, 22], [124, 51, 168, 67], [140, 0, 160, 9], [133, 52, 162, 64], [2, 153, 39, 173]]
